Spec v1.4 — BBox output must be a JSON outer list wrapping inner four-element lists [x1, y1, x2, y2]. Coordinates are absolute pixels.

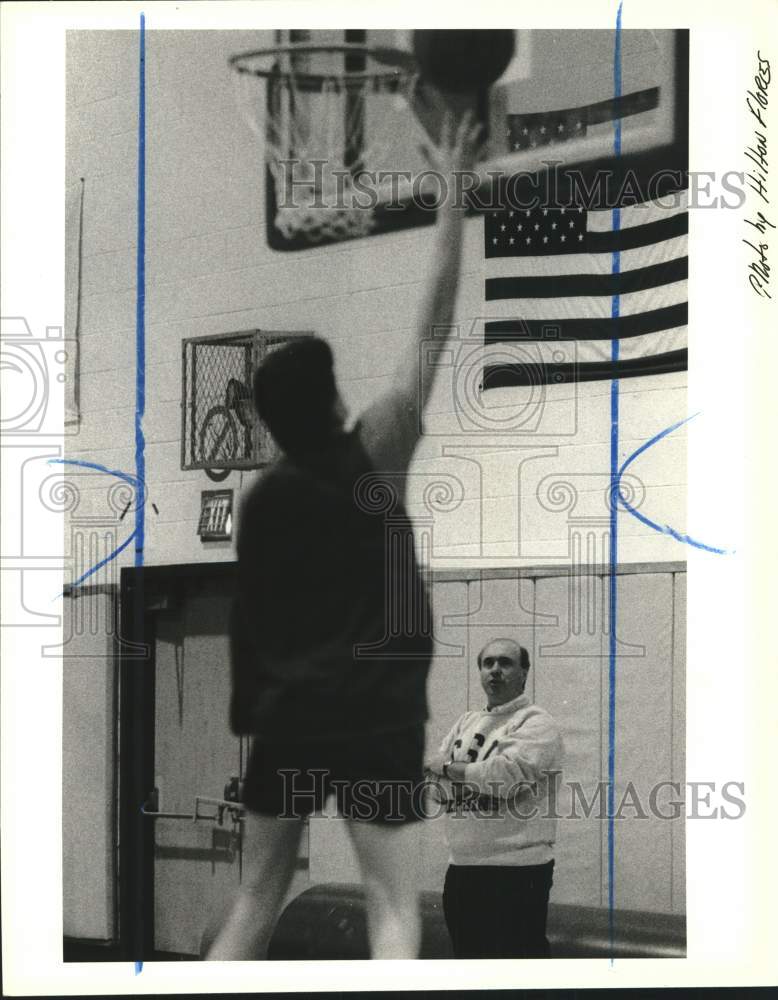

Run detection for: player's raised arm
[[359, 112, 482, 474]]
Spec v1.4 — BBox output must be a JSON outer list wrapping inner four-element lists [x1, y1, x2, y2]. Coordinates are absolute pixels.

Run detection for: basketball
[[412, 30, 515, 94]]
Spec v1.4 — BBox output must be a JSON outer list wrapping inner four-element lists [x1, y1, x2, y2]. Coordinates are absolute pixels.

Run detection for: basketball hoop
[[229, 43, 424, 244]]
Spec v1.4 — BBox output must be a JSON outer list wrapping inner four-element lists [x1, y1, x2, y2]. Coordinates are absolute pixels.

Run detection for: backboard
[[232, 29, 687, 251]]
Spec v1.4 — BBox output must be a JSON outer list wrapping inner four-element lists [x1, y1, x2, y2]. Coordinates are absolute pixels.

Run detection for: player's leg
[[205, 738, 319, 960], [346, 818, 423, 959], [205, 810, 304, 960], [338, 725, 426, 958]]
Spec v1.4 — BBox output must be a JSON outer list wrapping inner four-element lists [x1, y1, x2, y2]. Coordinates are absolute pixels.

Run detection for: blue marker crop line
[[135, 13, 146, 572], [616, 414, 730, 555], [65, 532, 137, 593], [134, 12, 146, 978], [47, 458, 145, 594], [48, 457, 143, 491], [608, 0, 624, 963]]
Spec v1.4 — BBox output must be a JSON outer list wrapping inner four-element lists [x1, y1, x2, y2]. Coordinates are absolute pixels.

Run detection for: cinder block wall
[[63, 30, 687, 941]]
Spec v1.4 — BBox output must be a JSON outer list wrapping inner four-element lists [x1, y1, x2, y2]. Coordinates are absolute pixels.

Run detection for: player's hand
[[424, 751, 449, 776]]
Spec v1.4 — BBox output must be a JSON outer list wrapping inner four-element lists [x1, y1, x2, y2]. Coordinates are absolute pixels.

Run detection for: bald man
[[425, 638, 564, 959]]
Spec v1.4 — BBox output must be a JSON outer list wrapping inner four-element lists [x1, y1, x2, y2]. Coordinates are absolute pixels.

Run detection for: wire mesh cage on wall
[[181, 330, 311, 480]]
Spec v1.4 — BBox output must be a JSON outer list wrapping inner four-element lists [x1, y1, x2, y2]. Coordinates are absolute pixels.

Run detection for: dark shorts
[[242, 724, 426, 824]]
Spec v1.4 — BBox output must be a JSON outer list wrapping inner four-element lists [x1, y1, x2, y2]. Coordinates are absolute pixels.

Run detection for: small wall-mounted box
[[198, 489, 233, 541]]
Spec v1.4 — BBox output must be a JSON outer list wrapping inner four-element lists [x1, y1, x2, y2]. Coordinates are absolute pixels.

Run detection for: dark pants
[[442, 861, 555, 959]]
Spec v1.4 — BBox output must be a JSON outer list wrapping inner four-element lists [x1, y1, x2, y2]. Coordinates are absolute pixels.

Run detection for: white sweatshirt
[[435, 693, 564, 867]]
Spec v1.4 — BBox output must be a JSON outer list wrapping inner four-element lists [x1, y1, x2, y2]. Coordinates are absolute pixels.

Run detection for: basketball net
[[233, 49, 424, 244]]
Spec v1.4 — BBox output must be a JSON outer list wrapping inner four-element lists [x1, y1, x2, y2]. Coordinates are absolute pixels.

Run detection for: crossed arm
[[425, 716, 469, 782], [426, 713, 564, 794]]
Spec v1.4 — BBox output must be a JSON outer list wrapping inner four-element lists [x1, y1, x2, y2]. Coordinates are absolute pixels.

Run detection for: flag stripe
[[488, 193, 687, 241], [586, 212, 688, 254], [484, 302, 687, 342], [486, 256, 687, 300], [485, 211, 687, 258], [586, 190, 688, 231], [480, 324, 686, 366], [474, 324, 686, 374], [483, 278, 687, 321], [585, 86, 660, 125], [506, 87, 660, 135], [483, 235, 688, 279], [482, 348, 688, 389]]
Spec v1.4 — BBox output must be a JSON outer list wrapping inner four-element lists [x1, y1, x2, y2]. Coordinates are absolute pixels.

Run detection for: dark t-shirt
[[229, 426, 433, 739]]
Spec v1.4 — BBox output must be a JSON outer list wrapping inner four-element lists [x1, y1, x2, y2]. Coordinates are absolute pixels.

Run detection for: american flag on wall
[[505, 87, 660, 153], [482, 104, 687, 390]]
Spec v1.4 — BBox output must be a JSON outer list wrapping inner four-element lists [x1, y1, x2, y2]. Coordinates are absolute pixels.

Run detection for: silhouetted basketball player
[[207, 114, 481, 960]]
